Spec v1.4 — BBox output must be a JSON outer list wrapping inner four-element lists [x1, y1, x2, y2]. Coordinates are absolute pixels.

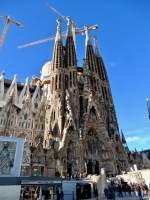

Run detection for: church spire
[[65, 16, 77, 68], [55, 18, 62, 42], [121, 129, 126, 144], [52, 19, 64, 70], [93, 36, 108, 82], [93, 36, 101, 57], [84, 25, 91, 46], [84, 25, 97, 73], [66, 16, 72, 36]]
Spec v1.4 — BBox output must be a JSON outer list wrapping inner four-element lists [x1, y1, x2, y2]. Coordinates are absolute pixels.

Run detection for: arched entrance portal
[[87, 160, 100, 175]]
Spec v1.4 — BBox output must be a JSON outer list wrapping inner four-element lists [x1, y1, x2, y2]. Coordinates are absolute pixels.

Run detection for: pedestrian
[[127, 184, 132, 196], [117, 184, 123, 198], [141, 186, 144, 198], [135, 184, 138, 197], [131, 183, 135, 196], [143, 183, 148, 195], [122, 185, 126, 196], [60, 190, 64, 200], [136, 184, 143, 200], [95, 188, 98, 200], [104, 187, 108, 197], [56, 190, 60, 200]]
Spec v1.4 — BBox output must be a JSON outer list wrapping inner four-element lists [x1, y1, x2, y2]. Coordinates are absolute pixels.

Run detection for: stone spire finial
[[93, 35, 101, 57], [14, 74, 18, 79], [84, 25, 91, 46], [55, 18, 62, 42], [25, 77, 29, 83], [1, 71, 5, 76], [66, 16, 72, 36]]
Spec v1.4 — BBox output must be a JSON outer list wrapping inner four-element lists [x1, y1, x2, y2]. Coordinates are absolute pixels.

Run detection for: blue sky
[[0, 0, 150, 151]]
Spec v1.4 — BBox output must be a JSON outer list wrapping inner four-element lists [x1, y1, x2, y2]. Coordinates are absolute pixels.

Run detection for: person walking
[[104, 187, 108, 197], [136, 184, 143, 200], [117, 184, 123, 198], [60, 190, 64, 200], [127, 184, 132, 196], [56, 190, 60, 200], [95, 188, 98, 200]]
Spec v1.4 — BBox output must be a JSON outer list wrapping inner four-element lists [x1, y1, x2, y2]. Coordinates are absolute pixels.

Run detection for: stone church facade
[[0, 17, 145, 177]]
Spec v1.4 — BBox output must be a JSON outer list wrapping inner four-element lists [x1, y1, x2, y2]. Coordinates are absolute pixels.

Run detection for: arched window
[[101, 86, 105, 99], [70, 72, 72, 88], [59, 74, 61, 89], [79, 96, 83, 117], [73, 71, 75, 86], [65, 75, 68, 89], [54, 111, 55, 121], [51, 77, 54, 93], [90, 106, 96, 116], [55, 75, 58, 90], [93, 77, 97, 91]]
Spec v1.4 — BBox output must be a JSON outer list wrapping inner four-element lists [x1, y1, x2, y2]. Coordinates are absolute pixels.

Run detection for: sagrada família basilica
[[0, 17, 149, 177]]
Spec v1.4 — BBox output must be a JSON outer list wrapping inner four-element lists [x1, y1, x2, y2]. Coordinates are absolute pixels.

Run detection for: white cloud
[[125, 129, 144, 136], [126, 136, 140, 142]]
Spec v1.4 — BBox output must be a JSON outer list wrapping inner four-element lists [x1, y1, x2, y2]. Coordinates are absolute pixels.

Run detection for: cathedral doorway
[[87, 160, 100, 175], [67, 163, 72, 177], [87, 160, 92, 174]]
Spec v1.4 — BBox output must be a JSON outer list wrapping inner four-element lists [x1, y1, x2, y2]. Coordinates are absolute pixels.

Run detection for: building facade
[[0, 17, 137, 177]]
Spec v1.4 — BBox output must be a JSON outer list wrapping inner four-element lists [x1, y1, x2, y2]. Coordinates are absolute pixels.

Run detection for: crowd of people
[[104, 182, 150, 200]]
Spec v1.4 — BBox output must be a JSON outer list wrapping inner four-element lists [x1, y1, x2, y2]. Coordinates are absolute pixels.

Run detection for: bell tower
[[44, 19, 65, 144]]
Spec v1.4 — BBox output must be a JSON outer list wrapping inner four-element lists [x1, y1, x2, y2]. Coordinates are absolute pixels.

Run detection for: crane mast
[[0, 15, 23, 50], [146, 98, 150, 120]]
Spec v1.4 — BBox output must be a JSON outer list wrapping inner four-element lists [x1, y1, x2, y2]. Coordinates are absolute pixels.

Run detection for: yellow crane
[[17, 3, 98, 49], [0, 15, 23, 50]]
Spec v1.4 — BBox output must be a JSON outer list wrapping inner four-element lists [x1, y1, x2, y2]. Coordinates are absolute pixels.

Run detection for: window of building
[[34, 103, 38, 109], [24, 114, 28, 120], [32, 166, 44, 176], [20, 166, 30, 176]]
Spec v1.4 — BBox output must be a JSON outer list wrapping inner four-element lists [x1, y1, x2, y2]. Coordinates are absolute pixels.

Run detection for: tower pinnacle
[[84, 25, 91, 46], [93, 36, 101, 57], [66, 16, 72, 36], [55, 18, 62, 42]]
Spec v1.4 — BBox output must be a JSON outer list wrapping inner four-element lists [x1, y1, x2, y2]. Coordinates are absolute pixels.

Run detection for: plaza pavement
[[88, 194, 149, 200]]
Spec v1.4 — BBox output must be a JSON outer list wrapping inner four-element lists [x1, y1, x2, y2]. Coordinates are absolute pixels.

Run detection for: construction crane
[[17, 3, 98, 49], [0, 15, 23, 49], [17, 24, 98, 49], [146, 98, 150, 120]]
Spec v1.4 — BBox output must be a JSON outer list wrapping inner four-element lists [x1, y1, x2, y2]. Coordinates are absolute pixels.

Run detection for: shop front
[[20, 178, 62, 200]]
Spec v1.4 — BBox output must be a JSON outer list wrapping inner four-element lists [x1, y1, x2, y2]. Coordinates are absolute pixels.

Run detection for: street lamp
[[146, 98, 150, 119]]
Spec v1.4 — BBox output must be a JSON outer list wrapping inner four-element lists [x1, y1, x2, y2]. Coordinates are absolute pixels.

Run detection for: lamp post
[[146, 98, 150, 119]]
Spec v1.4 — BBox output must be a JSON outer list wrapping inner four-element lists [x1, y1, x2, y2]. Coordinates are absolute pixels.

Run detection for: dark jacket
[[60, 191, 64, 198]]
